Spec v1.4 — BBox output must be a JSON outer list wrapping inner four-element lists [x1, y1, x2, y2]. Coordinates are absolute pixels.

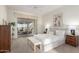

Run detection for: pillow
[[56, 30, 65, 35], [66, 29, 71, 35], [47, 31, 54, 34]]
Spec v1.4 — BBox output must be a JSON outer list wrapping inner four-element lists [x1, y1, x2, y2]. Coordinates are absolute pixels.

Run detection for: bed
[[27, 30, 66, 52]]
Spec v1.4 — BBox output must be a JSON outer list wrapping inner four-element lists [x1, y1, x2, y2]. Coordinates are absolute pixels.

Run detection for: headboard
[[48, 27, 67, 35]]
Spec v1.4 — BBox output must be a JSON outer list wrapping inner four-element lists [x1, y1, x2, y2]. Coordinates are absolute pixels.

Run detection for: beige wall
[[37, 16, 44, 34], [42, 6, 79, 29], [7, 8, 18, 39], [0, 5, 7, 25]]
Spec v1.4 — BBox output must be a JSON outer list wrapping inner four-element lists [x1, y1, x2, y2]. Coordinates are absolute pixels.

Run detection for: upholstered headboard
[[48, 27, 67, 35]]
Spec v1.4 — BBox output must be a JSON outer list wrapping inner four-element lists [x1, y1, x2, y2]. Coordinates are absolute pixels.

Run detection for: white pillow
[[47, 31, 54, 34], [56, 30, 65, 35], [66, 30, 71, 35]]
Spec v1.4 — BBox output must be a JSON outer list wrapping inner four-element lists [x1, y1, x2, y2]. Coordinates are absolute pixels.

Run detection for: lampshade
[[45, 24, 50, 29], [68, 25, 77, 30]]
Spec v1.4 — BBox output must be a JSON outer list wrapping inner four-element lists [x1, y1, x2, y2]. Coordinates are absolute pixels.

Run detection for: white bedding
[[28, 31, 65, 52], [32, 34, 65, 52], [34, 34, 65, 45]]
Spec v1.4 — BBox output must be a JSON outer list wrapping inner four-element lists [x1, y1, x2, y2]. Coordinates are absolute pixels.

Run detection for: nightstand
[[65, 35, 79, 47]]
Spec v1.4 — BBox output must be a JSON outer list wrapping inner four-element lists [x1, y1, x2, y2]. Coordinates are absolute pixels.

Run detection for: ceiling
[[7, 5, 63, 16]]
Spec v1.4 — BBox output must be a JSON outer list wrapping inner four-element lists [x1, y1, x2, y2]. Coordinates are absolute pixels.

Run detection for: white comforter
[[34, 34, 65, 45]]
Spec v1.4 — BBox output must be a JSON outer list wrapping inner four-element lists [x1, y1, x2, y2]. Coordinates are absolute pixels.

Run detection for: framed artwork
[[53, 14, 63, 27]]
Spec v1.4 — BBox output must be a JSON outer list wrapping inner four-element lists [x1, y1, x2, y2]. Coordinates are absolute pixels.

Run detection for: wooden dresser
[[65, 35, 79, 47], [0, 25, 11, 53]]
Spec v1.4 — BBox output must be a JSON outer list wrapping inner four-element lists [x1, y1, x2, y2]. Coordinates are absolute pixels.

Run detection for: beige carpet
[[11, 37, 79, 53]]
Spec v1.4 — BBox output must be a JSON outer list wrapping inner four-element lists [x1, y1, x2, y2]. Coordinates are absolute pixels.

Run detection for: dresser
[[65, 35, 79, 47], [0, 25, 11, 52]]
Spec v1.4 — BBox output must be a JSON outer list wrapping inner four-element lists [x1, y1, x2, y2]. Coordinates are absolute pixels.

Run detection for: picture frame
[[53, 13, 63, 27]]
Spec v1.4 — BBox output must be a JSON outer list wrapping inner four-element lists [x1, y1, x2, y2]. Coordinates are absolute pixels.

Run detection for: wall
[[62, 6, 79, 25], [0, 5, 7, 25], [42, 6, 79, 29], [7, 8, 18, 39], [37, 16, 44, 34]]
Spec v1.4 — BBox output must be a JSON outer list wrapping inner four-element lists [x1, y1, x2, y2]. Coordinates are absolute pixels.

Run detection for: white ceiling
[[7, 5, 63, 16]]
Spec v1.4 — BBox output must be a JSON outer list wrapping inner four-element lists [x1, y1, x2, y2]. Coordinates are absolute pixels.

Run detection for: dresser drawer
[[69, 41, 76, 46], [66, 35, 78, 47], [69, 38, 76, 42], [67, 36, 76, 39]]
